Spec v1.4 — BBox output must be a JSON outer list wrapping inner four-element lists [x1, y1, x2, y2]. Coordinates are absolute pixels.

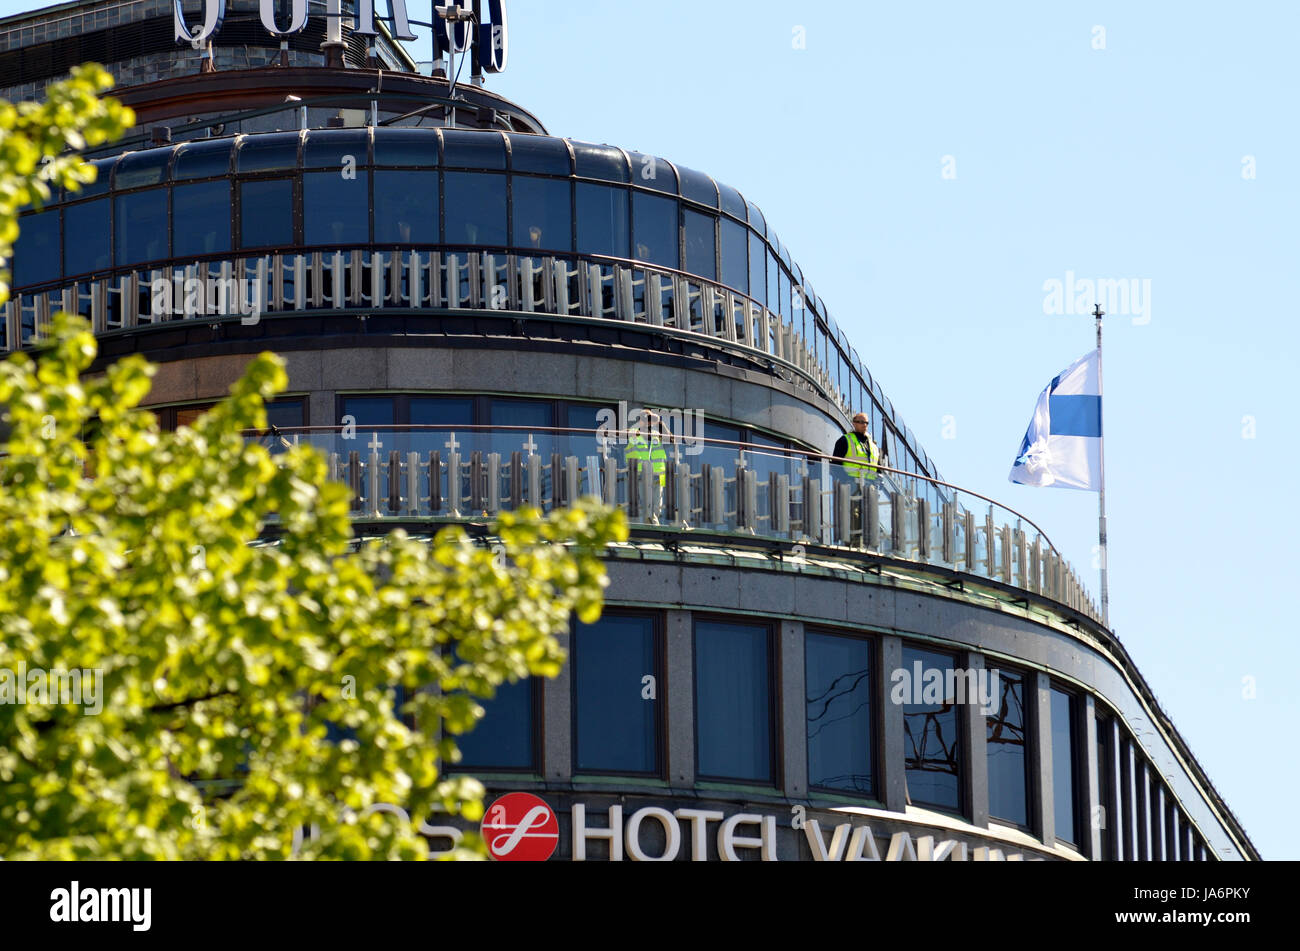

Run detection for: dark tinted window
[[509, 135, 571, 176], [236, 132, 300, 172], [342, 396, 395, 427], [901, 646, 962, 812], [1096, 717, 1113, 860], [410, 397, 474, 426], [632, 191, 677, 269], [265, 398, 306, 429], [442, 130, 507, 169], [1052, 687, 1078, 844], [695, 619, 772, 782], [457, 678, 535, 770], [718, 182, 747, 220], [489, 398, 552, 429], [75, 158, 116, 198], [444, 172, 507, 246], [572, 142, 628, 182], [575, 183, 628, 258], [512, 176, 572, 252], [374, 170, 439, 244], [64, 199, 110, 275], [677, 166, 718, 207], [573, 614, 659, 774], [239, 180, 294, 249], [683, 208, 716, 280], [114, 149, 170, 189], [806, 632, 873, 794], [114, 188, 168, 266], [748, 231, 766, 305], [627, 151, 676, 194], [373, 128, 437, 166], [304, 170, 370, 246], [303, 129, 369, 169], [173, 181, 231, 257], [719, 218, 748, 293], [173, 139, 233, 179], [986, 668, 1029, 826], [14, 210, 60, 286]]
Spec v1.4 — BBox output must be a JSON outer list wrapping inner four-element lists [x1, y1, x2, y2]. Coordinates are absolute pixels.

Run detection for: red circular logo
[[480, 793, 559, 861]]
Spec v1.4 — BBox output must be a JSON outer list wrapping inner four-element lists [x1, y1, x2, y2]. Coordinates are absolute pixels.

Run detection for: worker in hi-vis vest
[[833, 412, 880, 480], [624, 411, 668, 488]]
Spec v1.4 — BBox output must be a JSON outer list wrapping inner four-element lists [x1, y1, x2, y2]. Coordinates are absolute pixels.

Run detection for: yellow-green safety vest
[[625, 435, 667, 487], [843, 431, 879, 480]]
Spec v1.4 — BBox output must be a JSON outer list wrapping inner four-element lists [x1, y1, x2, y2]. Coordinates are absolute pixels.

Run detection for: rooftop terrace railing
[[249, 424, 1102, 624], [5, 244, 938, 484]]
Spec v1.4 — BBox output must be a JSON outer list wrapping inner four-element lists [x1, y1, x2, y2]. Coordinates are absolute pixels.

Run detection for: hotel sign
[[410, 794, 1042, 862], [174, 0, 509, 73]]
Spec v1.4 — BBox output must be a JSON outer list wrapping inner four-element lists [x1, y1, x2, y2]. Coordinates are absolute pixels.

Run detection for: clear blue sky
[[434, 0, 1300, 860], [5, 0, 1295, 859]]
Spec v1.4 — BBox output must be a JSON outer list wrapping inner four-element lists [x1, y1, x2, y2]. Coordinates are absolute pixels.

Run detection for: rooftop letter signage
[[173, 0, 509, 73]]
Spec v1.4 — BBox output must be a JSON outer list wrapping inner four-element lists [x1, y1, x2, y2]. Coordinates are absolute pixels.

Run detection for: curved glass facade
[[12, 128, 943, 484]]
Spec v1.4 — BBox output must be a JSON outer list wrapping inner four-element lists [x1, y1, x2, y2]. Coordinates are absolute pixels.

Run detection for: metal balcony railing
[[4, 246, 856, 421], [251, 424, 1102, 624]]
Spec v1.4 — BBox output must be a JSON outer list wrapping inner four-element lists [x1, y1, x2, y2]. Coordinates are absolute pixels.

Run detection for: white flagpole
[[1094, 302, 1110, 628]]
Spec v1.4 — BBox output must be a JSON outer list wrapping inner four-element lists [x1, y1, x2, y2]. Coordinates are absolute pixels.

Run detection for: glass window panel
[[706, 421, 741, 446], [113, 148, 170, 189], [745, 199, 766, 235], [74, 158, 116, 198], [64, 199, 110, 275], [444, 171, 507, 246], [575, 183, 628, 258], [442, 130, 507, 169], [173, 181, 231, 257], [744, 430, 784, 450], [508, 134, 571, 176], [236, 132, 301, 172], [239, 179, 294, 249], [265, 398, 305, 429], [626, 151, 676, 194], [564, 403, 603, 432], [694, 620, 771, 782], [14, 209, 60, 286], [489, 398, 552, 429], [114, 187, 168, 266], [719, 218, 748, 294], [986, 668, 1029, 826], [304, 129, 369, 168], [1052, 687, 1078, 844], [373, 128, 438, 166], [572, 141, 629, 182], [410, 397, 474, 427], [902, 646, 963, 812], [778, 266, 790, 320], [766, 250, 779, 314], [512, 176, 572, 252], [632, 191, 677, 269], [683, 208, 716, 280], [304, 170, 370, 246], [374, 170, 439, 244], [718, 182, 746, 221], [677, 165, 719, 207], [574, 614, 659, 774], [806, 632, 873, 794], [748, 231, 766, 305], [457, 678, 535, 769], [342, 397, 395, 427], [173, 139, 233, 179], [174, 402, 218, 430]]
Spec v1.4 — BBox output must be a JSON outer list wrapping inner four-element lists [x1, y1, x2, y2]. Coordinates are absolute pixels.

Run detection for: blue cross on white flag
[[1009, 349, 1102, 491]]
